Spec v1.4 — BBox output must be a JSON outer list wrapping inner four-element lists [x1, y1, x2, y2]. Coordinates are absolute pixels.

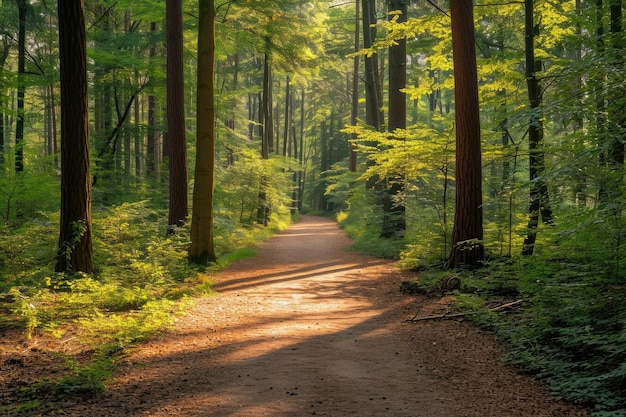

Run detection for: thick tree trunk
[[189, 0, 217, 265], [166, 0, 189, 230], [447, 0, 485, 269], [56, 0, 93, 273]]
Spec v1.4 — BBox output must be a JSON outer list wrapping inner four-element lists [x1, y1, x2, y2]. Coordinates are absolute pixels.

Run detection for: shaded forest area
[[0, 0, 625, 415]]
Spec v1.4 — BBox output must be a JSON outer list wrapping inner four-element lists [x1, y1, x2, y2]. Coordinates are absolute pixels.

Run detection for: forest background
[[0, 0, 625, 416]]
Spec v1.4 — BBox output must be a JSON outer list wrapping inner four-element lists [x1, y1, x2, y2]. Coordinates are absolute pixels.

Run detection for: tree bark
[[381, 0, 408, 239], [15, 0, 26, 172], [189, 0, 217, 265], [349, 0, 360, 172], [0, 39, 11, 164], [447, 0, 485, 269], [56, 0, 93, 273], [362, 0, 381, 131], [522, 0, 554, 256], [166, 0, 189, 230]]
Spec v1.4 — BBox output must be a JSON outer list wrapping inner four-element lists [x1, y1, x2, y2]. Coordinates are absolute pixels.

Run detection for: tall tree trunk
[[609, 0, 624, 167], [447, 0, 485, 269], [56, 0, 93, 273], [146, 22, 158, 179], [597, 0, 609, 202], [522, 0, 554, 256], [166, 0, 189, 230], [15, 0, 26, 172], [0, 40, 8, 164], [134, 70, 142, 178], [283, 76, 290, 157], [362, 0, 381, 131], [257, 41, 273, 225], [262, 41, 273, 160], [298, 88, 305, 211], [189, 0, 217, 265], [349, 0, 360, 172], [381, 0, 408, 238]]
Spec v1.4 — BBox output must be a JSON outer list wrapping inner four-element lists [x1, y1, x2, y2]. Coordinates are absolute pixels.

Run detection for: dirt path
[[62, 216, 588, 416]]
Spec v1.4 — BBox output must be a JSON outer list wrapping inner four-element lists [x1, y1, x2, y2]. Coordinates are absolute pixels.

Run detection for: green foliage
[[445, 255, 626, 416], [0, 187, 292, 412]]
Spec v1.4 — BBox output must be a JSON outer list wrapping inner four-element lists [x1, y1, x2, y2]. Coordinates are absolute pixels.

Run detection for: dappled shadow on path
[[60, 216, 589, 417]]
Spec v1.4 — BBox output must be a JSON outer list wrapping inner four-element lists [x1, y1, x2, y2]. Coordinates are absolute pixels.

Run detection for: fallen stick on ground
[[405, 300, 523, 322]]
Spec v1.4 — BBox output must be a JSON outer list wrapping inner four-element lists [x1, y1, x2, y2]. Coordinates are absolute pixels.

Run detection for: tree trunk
[[609, 0, 624, 167], [349, 0, 360, 172], [15, 0, 26, 172], [56, 0, 93, 274], [166, 0, 189, 230], [0, 40, 8, 164], [146, 22, 158, 179], [362, 0, 381, 131], [189, 0, 217, 265], [262, 41, 273, 160], [381, 0, 408, 239], [447, 0, 485, 269], [522, 0, 554, 256], [283, 76, 290, 157], [257, 41, 273, 226]]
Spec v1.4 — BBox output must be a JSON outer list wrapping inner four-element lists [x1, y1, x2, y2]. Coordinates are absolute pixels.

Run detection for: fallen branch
[[405, 300, 523, 323]]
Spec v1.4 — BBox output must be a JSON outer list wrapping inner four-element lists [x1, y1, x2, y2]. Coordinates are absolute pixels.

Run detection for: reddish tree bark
[[56, 0, 93, 273], [448, 0, 485, 269], [166, 0, 189, 230]]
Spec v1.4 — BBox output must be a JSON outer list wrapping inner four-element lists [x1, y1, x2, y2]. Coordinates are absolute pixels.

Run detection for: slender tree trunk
[[283, 76, 290, 157], [609, 0, 624, 167], [0, 41, 8, 165], [596, 0, 609, 202], [15, 0, 26, 172], [362, 0, 381, 131], [447, 0, 484, 269], [298, 88, 305, 211], [166, 0, 189, 230], [134, 70, 142, 178], [349, 0, 360, 172], [257, 41, 273, 225], [146, 22, 158, 179], [189, 0, 217, 265], [261, 43, 272, 160], [381, 0, 408, 238], [56, 0, 93, 273], [522, 0, 554, 256]]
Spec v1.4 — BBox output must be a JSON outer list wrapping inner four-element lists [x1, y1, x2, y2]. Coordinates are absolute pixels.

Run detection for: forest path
[[63, 216, 587, 416]]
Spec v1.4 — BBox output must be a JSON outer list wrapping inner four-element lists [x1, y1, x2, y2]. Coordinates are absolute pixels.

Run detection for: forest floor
[[2, 216, 590, 416]]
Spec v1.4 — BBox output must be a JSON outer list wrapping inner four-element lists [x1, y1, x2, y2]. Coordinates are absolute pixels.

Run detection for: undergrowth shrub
[[450, 257, 626, 416]]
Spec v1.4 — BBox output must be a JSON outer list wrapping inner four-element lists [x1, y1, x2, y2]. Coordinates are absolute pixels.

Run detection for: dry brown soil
[[3, 216, 590, 416]]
